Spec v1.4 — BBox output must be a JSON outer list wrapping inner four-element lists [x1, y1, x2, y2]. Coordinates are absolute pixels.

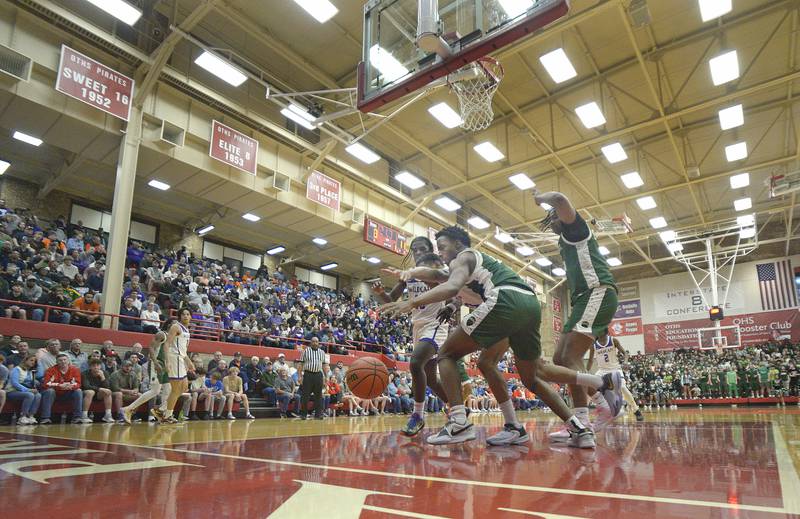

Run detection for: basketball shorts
[[166, 354, 187, 380], [564, 285, 618, 338], [461, 286, 541, 362], [413, 320, 449, 348]]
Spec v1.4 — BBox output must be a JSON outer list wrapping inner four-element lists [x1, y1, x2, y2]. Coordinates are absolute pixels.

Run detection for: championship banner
[[642, 309, 800, 352], [306, 170, 341, 211], [610, 317, 642, 337], [56, 45, 134, 121], [209, 120, 259, 175], [552, 297, 561, 314], [553, 315, 562, 332], [617, 282, 640, 300]]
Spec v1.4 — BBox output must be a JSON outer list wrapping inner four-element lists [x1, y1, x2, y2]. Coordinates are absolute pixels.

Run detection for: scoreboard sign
[[364, 216, 409, 256], [55, 45, 134, 121], [209, 120, 259, 175]]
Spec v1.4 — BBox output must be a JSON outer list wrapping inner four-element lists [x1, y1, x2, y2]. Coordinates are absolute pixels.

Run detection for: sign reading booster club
[[56, 45, 135, 121], [209, 120, 259, 175]]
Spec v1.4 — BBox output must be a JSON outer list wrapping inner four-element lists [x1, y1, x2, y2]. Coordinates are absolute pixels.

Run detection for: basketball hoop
[[449, 57, 504, 132]]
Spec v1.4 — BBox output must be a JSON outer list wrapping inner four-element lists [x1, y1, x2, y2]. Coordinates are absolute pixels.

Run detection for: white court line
[[12, 431, 790, 515], [772, 422, 800, 515], [498, 509, 587, 519]]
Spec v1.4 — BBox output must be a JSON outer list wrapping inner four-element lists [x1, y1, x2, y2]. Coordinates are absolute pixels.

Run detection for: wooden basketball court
[[2, 408, 799, 518]]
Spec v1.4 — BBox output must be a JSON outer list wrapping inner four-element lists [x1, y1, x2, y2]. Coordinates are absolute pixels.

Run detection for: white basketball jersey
[[594, 335, 621, 371], [407, 279, 444, 325], [172, 323, 190, 359]]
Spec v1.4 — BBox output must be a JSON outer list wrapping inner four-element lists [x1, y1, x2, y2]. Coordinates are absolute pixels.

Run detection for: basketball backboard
[[357, 0, 570, 112]]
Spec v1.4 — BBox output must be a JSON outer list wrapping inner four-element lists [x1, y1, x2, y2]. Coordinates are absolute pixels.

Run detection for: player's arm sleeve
[[560, 213, 591, 243]]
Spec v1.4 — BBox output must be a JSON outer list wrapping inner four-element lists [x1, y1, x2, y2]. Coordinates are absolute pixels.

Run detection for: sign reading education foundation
[[55, 45, 134, 121], [642, 309, 800, 352], [306, 171, 341, 211], [364, 216, 409, 256], [209, 120, 258, 175]]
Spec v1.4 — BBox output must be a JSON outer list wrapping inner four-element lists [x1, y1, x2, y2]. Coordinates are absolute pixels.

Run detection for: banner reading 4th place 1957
[[209, 120, 259, 175], [55, 45, 134, 121]]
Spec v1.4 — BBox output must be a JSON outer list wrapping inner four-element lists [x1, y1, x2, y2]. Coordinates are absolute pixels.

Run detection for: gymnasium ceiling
[[1, 0, 799, 282]]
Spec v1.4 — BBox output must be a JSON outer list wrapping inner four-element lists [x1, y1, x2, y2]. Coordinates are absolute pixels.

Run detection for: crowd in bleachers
[[626, 340, 800, 406], [0, 200, 415, 359]]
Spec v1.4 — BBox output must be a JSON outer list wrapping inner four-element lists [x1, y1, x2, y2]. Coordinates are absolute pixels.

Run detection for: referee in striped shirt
[[299, 337, 326, 420]]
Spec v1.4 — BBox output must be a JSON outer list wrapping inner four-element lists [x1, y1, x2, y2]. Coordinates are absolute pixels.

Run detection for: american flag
[[756, 260, 798, 310]]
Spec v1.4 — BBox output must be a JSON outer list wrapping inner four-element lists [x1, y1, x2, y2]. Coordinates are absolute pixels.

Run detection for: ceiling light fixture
[[636, 196, 657, 210], [369, 45, 409, 83], [467, 216, 490, 229], [345, 142, 381, 164], [0, 160, 9, 175], [516, 245, 535, 256], [598, 246, 610, 256], [667, 242, 684, 253], [620, 171, 644, 189], [607, 257, 622, 267], [739, 227, 756, 239], [473, 141, 505, 162], [535, 257, 552, 267], [395, 171, 425, 190], [736, 214, 755, 227], [539, 48, 577, 83], [495, 228, 514, 243], [729, 172, 750, 189], [197, 225, 215, 235], [649, 216, 668, 229], [242, 213, 260, 222], [427, 102, 463, 128], [718, 104, 743, 130], [320, 262, 338, 271], [84, 0, 142, 26], [552, 267, 566, 276], [434, 196, 461, 212], [709, 50, 739, 86], [575, 101, 606, 129], [699, 0, 732, 22], [280, 104, 317, 130], [659, 230, 677, 242], [540, 202, 553, 211], [508, 173, 535, 190], [266, 246, 286, 255], [734, 197, 752, 211], [194, 51, 248, 87], [147, 179, 170, 191], [312, 238, 327, 246], [600, 142, 627, 163], [12, 131, 43, 146], [292, 0, 338, 23], [366, 257, 381, 264], [725, 141, 748, 162]]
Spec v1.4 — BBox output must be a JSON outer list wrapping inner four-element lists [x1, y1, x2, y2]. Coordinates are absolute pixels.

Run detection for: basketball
[[346, 357, 390, 399]]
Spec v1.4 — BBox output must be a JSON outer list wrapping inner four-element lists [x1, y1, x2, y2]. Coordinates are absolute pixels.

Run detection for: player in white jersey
[[121, 326, 172, 425], [588, 335, 643, 424], [154, 307, 195, 423], [373, 236, 450, 436]]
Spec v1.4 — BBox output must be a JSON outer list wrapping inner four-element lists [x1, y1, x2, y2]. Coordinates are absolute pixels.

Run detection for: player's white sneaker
[[593, 402, 622, 430], [568, 429, 596, 449], [549, 417, 591, 443], [487, 423, 529, 446], [426, 419, 476, 445]]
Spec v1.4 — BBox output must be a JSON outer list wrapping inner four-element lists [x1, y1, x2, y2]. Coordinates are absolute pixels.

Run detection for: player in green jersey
[[380, 226, 622, 447], [532, 189, 621, 439]]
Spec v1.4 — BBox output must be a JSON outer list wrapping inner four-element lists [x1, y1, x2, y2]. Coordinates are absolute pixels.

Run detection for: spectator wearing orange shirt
[[40, 353, 91, 424], [71, 291, 101, 328]]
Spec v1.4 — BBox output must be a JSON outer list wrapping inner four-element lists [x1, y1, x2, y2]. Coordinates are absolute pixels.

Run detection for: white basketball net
[[450, 57, 504, 132]]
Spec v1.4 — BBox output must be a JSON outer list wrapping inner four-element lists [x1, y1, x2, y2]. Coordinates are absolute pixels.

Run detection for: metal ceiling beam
[[418, 69, 800, 201], [133, 0, 220, 106], [398, 0, 793, 166]]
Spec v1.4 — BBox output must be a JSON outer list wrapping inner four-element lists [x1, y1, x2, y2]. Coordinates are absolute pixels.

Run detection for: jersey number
[[603, 353, 609, 363]]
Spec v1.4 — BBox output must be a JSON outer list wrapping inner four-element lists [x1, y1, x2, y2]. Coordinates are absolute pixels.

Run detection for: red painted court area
[[1, 414, 799, 518]]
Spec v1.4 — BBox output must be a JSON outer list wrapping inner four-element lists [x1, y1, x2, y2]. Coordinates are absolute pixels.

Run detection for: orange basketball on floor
[[346, 357, 390, 399]]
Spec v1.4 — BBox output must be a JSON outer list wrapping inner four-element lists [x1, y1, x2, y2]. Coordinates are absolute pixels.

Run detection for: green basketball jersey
[[558, 216, 616, 300], [456, 248, 531, 305]]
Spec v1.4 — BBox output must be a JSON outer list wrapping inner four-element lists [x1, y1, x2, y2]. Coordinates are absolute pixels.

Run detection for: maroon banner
[[553, 315, 562, 332], [610, 317, 642, 337], [642, 309, 800, 352], [552, 297, 561, 314], [55, 45, 134, 121], [364, 216, 409, 256], [209, 120, 258, 175], [306, 171, 341, 211]]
